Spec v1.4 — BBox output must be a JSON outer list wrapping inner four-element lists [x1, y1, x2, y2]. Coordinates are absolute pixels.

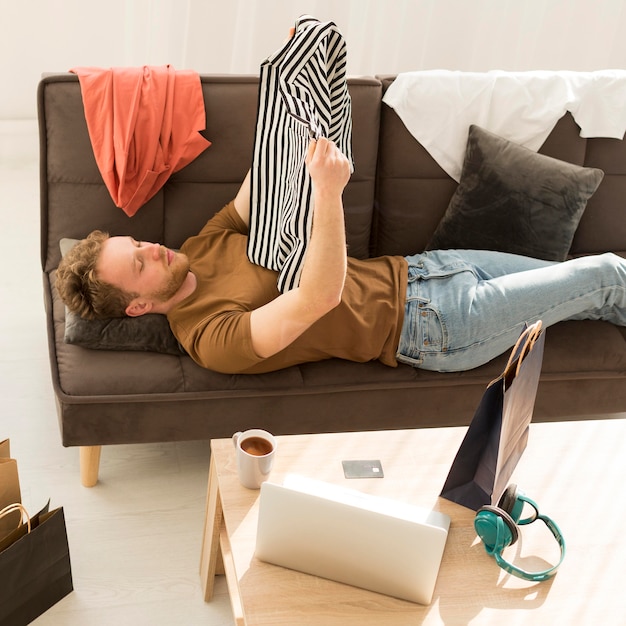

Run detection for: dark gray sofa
[[38, 73, 626, 486]]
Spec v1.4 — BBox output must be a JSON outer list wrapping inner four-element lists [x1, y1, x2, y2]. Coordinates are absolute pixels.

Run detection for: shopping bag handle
[[505, 320, 543, 377], [0, 503, 31, 533]]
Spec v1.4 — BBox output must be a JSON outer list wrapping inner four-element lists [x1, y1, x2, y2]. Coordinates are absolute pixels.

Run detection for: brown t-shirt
[[167, 201, 408, 374]]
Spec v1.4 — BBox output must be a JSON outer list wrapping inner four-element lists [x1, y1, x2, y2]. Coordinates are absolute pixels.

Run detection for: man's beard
[[151, 252, 191, 303]]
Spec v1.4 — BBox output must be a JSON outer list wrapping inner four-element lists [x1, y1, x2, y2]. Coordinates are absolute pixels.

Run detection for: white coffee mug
[[232, 429, 276, 489]]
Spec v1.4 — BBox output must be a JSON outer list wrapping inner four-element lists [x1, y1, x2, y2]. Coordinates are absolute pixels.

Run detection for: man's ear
[[125, 299, 153, 318]]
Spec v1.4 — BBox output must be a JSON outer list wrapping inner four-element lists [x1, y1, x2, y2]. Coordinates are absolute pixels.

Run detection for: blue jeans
[[397, 250, 626, 372]]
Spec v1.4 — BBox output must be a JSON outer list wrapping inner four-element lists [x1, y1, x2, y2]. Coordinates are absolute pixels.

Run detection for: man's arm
[[234, 169, 252, 226], [248, 138, 350, 359]]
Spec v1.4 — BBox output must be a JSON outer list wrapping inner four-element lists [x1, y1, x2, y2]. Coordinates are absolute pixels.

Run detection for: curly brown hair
[[55, 230, 138, 320]]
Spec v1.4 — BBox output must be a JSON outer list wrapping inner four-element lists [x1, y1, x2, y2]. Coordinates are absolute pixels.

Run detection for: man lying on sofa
[[55, 128, 626, 376], [55, 15, 626, 376]]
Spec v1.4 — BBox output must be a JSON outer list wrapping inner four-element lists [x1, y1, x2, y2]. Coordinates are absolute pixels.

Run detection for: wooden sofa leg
[[80, 446, 102, 487]]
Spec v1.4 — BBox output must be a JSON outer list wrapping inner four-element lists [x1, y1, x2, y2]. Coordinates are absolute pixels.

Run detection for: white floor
[[0, 121, 234, 625]]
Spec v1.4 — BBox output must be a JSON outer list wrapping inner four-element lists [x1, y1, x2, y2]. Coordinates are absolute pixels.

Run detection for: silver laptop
[[255, 474, 450, 605]]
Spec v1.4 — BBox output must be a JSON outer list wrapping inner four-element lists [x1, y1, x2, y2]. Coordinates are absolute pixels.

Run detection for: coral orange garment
[[70, 65, 211, 217]]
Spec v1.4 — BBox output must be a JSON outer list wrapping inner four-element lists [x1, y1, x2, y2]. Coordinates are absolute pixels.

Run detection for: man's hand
[[305, 137, 351, 200]]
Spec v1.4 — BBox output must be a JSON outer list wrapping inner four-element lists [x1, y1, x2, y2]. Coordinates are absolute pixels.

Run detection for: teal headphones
[[474, 484, 566, 582]]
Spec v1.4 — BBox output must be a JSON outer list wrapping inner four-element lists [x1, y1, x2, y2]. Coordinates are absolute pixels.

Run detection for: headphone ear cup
[[498, 484, 518, 514], [499, 483, 529, 524], [475, 505, 519, 554]]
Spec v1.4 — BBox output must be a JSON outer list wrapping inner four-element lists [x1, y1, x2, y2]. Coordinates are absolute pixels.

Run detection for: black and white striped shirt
[[248, 15, 353, 292]]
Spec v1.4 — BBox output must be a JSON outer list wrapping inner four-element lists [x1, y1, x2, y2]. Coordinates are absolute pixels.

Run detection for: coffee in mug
[[232, 429, 276, 489], [241, 436, 274, 457]]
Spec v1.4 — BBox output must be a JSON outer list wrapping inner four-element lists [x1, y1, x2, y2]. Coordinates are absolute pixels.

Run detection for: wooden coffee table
[[200, 419, 626, 625]]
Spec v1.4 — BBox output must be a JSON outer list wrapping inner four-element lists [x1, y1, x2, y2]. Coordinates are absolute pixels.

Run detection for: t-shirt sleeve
[[196, 200, 248, 238], [174, 309, 269, 374]]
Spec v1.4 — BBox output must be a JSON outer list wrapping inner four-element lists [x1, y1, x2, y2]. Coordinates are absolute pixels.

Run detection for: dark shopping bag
[[0, 439, 21, 538], [0, 502, 73, 626], [440, 321, 545, 511]]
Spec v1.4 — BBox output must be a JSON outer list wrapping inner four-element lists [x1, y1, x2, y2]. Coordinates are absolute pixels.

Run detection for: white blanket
[[383, 70, 626, 181]]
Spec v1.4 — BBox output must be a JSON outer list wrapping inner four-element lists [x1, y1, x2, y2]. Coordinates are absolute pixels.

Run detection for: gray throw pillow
[[427, 125, 605, 261], [60, 238, 186, 355]]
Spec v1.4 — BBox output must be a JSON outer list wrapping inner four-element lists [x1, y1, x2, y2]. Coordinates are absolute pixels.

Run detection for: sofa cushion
[[427, 125, 605, 261], [60, 238, 185, 355], [52, 266, 621, 404]]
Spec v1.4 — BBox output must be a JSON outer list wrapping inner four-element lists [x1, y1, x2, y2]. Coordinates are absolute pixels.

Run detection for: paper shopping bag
[[0, 439, 22, 538], [0, 502, 73, 626], [440, 321, 545, 511]]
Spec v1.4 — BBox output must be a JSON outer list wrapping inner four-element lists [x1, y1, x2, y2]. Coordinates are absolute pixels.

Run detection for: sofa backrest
[[39, 72, 626, 275], [374, 75, 626, 259], [38, 73, 382, 273]]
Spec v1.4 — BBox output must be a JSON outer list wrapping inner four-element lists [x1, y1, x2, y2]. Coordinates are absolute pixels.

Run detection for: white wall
[[2, 0, 626, 119]]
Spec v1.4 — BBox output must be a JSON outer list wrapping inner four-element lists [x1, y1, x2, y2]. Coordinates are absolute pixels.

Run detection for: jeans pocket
[[396, 299, 447, 367], [418, 304, 446, 352]]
